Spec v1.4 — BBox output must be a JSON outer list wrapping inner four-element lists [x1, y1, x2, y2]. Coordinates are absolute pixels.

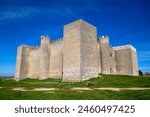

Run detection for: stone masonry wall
[[15, 45, 24, 81], [15, 45, 31, 80], [40, 36, 50, 80], [28, 47, 40, 78], [113, 45, 134, 75], [80, 20, 99, 80], [97, 43, 101, 74], [99, 37, 111, 74], [130, 46, 139, 75], [49, 39, 63, 78], [110, 47, 116, 74], [63, 20, 81, 82]]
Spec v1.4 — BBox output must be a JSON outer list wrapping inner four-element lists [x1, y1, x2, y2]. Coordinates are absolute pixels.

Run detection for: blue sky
[[0, 0, 150, 76]]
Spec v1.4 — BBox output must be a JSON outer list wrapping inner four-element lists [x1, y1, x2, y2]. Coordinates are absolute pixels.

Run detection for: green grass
[[0, 75, 150, 100], [0, 89, 150, 100]]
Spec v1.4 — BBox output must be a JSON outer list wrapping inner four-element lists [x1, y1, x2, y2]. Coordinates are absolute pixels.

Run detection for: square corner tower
[[63, 19, 99, 82]]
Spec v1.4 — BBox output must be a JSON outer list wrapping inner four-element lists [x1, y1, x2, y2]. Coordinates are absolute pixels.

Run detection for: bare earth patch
[[94, 88, 120, 91], [119, 88, 150, 91], [43, 92, 54, 94], [33, 88, 57, 91], [12, 87, 57, 92], [94, 88, 150, 91], [31, 82, 59, 84], [71, 88, 93, 91], [11, 87, 150, 92], [12, 87, 28, 91], [72, 87, 150, 92]]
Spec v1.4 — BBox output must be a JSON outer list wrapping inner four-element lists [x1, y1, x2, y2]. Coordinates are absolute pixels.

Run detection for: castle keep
[[15, 19, 139, 81]]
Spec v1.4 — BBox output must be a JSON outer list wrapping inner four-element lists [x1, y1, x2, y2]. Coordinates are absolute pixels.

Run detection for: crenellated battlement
[[40, 35, 50, 45], [51, 38, 63, 44], [19, 44, 40, 50], [99, 35, 109, 38], [41, 35, 50, 39], [98, 36, 109, 44]]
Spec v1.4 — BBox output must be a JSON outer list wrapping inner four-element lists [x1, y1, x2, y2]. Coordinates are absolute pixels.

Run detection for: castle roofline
[[113, 44, 136, 52], [19, 44, 39, 49], [64, 19, 96, 30]]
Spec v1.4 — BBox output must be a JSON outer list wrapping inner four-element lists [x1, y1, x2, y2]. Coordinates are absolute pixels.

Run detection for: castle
[[15, 19, 139, 82]]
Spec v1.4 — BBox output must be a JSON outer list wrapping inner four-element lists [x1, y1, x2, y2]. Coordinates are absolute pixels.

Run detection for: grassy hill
[[0, 75, 150, 100]]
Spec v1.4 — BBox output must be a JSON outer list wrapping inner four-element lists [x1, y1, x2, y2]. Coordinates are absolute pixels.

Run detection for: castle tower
[[63, 19, 98, 82], [113, 45, 139, 76], [40, 36, 50, 80], [15, 45, 31, 81], [99, 36, 111, 74], [110, 47, 116, 74]]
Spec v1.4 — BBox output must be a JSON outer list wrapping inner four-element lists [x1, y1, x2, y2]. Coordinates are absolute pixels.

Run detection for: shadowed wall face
[[15, 45, 31, 80], [131, 48, 139, 75], [115, 49, 133, 75], [114, 45, 138, 76], [80, 21, 99, 80]]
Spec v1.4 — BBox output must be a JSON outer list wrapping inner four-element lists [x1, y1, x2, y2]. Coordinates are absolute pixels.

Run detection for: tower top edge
[[64, 19, 96, 29], [40, 35, 50, 39], [113, 44, 136, 51]]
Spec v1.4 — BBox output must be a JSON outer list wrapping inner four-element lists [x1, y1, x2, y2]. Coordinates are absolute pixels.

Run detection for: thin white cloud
[[0, 6, 77, 21], [46, 7, 76, 17], [0, 7, 38, 21]]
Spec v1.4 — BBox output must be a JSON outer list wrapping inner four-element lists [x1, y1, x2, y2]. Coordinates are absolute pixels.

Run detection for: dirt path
[[12, 88, 57, 92], [96, 87, 150, 91], [12, 87, 28, 91], [33, 88, 56, 91], [72, 87, 150, 91], [11, 87, 150, 92]]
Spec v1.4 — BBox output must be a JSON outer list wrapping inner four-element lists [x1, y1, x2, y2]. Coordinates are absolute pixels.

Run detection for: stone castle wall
[[15, 19, 139, 82], [113, 45, 138, 75], [50, 39, 63, 79], [99, 36, 111, 74], [80, 20, 99, 80], [130, 46, 139, 75], [63, 20, 82, 82], [40, 36, 50, 79], [15, 45, 32, 80], [28, 46, 40, 78]]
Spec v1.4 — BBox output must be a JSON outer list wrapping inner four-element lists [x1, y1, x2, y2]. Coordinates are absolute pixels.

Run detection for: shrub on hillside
[[139, 70, 143, 76]]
